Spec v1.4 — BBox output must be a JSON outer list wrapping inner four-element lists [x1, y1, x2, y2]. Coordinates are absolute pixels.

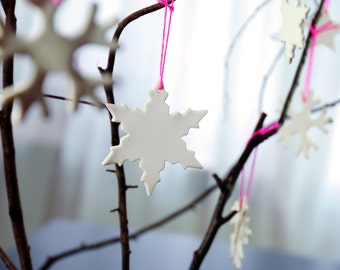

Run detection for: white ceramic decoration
[[102, 89, 207, 196], [279, 0, 310, 63], [230, 197, 252, 270], [316, 12, 340, 51], [277, 92, 332, 158], [0, 0, 116, 117]]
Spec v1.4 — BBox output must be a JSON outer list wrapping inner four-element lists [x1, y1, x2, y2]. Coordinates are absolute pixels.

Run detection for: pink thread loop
[[239, 122, 280, 210], [303, 21, 339, 102], [157, 0, 175, 90]]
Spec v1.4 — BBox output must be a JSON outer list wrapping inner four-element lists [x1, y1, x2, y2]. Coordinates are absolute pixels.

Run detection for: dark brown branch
[[97, 2, 178, 269], [126, 185, 138, 190], [190, 1, 326, 269], [0, 247, 17, 270], [38, 184, 218, 270], [43, 94, 105, 108], [0, 1, 33, 269]]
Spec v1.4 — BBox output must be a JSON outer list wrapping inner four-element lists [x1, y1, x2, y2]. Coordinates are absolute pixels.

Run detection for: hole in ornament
[[13, 54, 36, 87], [72, 44, 108, 79]]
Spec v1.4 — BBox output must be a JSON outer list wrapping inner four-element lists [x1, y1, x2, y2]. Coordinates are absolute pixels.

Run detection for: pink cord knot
[[158, 0, 174, 11]]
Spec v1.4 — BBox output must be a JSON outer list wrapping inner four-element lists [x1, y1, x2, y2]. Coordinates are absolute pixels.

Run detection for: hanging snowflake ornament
[[0, 0, 117, 118], [277, 92, 332, 158], [315, 12, 340, 51], [102, 89, 207, 196], [230, 197, 252, 270], [279, 0, 310, 63]]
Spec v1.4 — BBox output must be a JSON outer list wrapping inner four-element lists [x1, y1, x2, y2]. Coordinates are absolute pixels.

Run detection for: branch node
[[220, 210, 238, 225], [212, 173, 225, 192], [126, 185, 138, 190], [106, 169, 117, 174], [110, 208, 120, 213]]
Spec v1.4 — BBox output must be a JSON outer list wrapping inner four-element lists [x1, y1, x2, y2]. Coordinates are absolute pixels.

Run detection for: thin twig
[[0, 247, 17, 270], [0, 0, 33, 269], [190, 1, 326, 269], [312, 98, 340, 113], [258, 46, 285, 115], [224, 0, 274, 110], [38, 184, 218, 270], [43, 94, 105, 108]]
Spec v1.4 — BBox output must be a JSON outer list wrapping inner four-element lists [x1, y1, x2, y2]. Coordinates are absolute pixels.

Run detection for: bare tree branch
[[38, 183, 217, 270], [97, 2, 177, 269], [0, 0, 33, 269], [43, 94, 105, 108], [0, 247, 17, 270]]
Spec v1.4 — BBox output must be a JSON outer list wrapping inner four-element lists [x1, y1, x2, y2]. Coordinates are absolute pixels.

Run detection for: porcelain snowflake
[[230, 197, 252, 270], [277, 92, 332, 158], [0, 0, 116, 118], [279, 0, 309, 63], [102, 89, 207, 196], [316, 13, 340, 51]]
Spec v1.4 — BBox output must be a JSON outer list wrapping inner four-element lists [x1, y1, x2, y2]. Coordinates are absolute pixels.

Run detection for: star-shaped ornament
[[0, 0, 116, 118], [279, 0, 310, 63], [277, 92, 332, 158], [230, 197, 252, 270], [102, 89, 207, 196]]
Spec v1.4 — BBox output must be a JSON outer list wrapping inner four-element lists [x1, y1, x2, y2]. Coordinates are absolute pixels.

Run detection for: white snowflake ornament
[[316, 13, 340, 51], [230, 197, 252, 270], [0, 0, 117, 118], [279, 0, 310, 63], [102, 89, 207, 196], [277, 92, 332, 158]]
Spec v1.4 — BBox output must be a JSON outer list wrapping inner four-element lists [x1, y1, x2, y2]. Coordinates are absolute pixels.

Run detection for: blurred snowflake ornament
[[315, 12, 340, 51], [277, 92, 332, 158], [102, 89, 207, 196], [0, 0, 117, 118], [279, 0, 309, 63], [230, 197, 252, 270]]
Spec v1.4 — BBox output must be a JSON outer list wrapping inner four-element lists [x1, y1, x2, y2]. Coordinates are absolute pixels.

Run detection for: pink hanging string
[[239, 122, 280, 210], [51, 0, 63, 5], [323, 0, 330, 13], [157, 0, 174, 90], [302, 21, 339, 102]]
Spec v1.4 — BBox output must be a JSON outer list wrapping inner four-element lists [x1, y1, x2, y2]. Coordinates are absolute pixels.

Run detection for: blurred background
[[0, 0, 340, 265]]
